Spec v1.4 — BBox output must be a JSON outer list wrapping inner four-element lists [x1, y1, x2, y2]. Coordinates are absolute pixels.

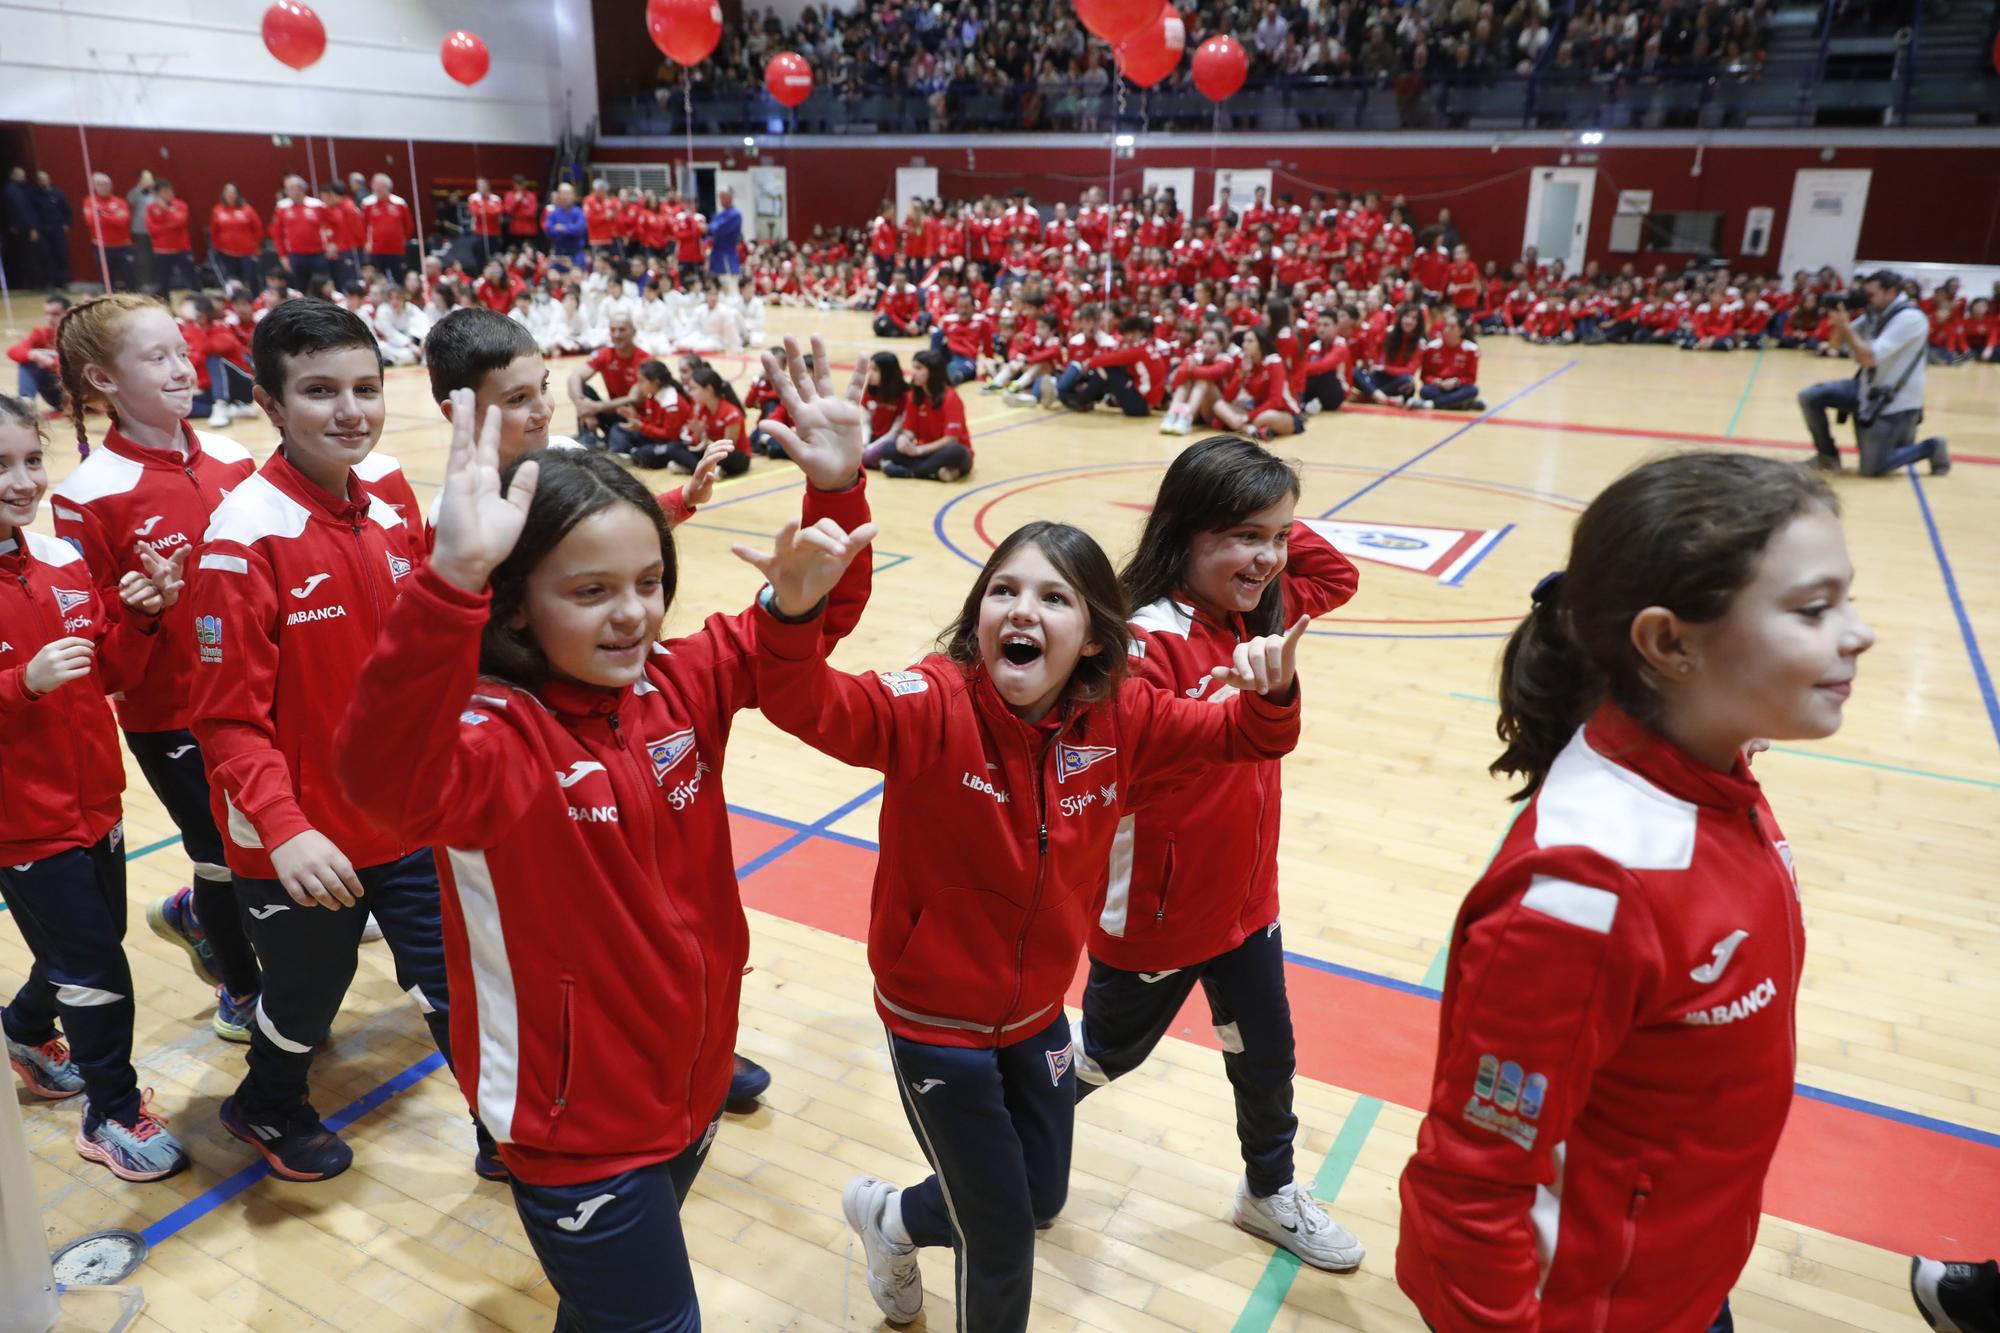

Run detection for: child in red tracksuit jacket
[[331, 347, 876, 1332], [1078, 436, 1364, 1273], [0, 394, 193, 1181], [739, 517, 1310, 1333], [185, 300, 481, 1184], [1398, 451, 1874, 1333], [49, 294, 266, 1045]]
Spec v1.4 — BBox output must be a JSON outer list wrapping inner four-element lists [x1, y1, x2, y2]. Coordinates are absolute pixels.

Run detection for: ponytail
[[1490, 453, 1837, 801], [1492, 575, 1601, 800]]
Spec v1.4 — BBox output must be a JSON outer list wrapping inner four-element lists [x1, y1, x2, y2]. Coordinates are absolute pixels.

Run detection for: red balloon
[[440, 30, 490, 87], [764, 52, 814, 108], [1075, 0, 1165, 48], [1191, 34, 1247, 101], [647, 0, 722, 66], [1116, 7, 1185, 89], [261, 1, 326, 72]]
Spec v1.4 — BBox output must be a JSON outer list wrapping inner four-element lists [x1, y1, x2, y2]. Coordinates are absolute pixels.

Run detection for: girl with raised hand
[[331, 336, 874, 1332], [1076, 436, 1364, 1271], [1398, 453, 1873, 1333], [734, 513, 1313, 1333]]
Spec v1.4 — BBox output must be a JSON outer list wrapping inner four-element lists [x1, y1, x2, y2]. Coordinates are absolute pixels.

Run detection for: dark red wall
[[17, 123, 552, 273], [598, 139, 2000, 270]]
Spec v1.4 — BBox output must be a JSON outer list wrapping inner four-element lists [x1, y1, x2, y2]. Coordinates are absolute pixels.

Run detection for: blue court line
[[1795, 1083, 2000, 1151], [1316, 361, 1578, 519], [1725, 345, 1767, 438], [1444, 691, 2000, 789], [136, 1051, 448, 1249], [1908, 469, 2000, 753], [1441, 522, 1515, 588], [732, 781, 887, 881]]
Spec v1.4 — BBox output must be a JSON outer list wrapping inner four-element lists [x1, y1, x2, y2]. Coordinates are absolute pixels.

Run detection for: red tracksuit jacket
[[362, 194, 416, 254], [210, 203, 264, 258], [0, 528, 160, 863], [188, 449, 424, 879], [270, 198, 328, 257], [332, 481, 873, 1185], [750, 610, 1302, 1049], [1090, 523, 1358, 971], [50, 421, 257, 733], [1398, 704, 1805, 1333]]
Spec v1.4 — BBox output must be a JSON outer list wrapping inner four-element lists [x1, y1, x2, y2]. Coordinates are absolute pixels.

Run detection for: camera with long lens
[[1834, 289, 1872, 313]]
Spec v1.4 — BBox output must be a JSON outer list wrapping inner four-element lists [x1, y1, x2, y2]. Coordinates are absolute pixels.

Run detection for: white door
[[1523, 167, 1595, 274], [1777, 170, 1872, 279], [1142, 167, 1195, 216], [895, 166, 939, 226], [748, 166, 788, 242]]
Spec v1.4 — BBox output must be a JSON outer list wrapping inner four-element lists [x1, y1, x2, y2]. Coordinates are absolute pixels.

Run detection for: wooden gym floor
[[5, 302, 1998, 1332]]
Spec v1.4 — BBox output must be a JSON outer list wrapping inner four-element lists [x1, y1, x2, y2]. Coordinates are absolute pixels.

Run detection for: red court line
[[730, 815, 2000, 1258]]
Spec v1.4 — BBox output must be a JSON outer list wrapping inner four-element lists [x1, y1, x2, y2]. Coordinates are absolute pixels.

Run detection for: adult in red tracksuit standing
[[1077, 437, 1365, 1271], [208, 183, 266, 292], [143, 179, 197, 295], [0, 394, 193, 1180], [1398, 452, 1875, 1333], [743, 518, 1309, 1332], [332, 347, 874, 1330], [361, 174, 418, 282], [269, 176, 330, 289], [186, 301, 472, 1181]]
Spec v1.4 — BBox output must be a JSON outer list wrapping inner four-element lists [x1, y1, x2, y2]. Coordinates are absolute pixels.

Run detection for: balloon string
[[683, 81, 695, 202]]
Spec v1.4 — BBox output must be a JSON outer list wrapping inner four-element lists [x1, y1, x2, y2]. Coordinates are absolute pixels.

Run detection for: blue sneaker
[[75, 1091, 191, 1182], [7, 1034, 85, 1099], [728, 1054, 771, 1111], [221, 1094, 352, 1182], [147, 887, 221, 985], [213, 987, 255, 1044]]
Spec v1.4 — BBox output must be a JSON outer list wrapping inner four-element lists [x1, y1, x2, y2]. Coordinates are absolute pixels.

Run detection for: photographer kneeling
[[1798, 269, 1950, 477]]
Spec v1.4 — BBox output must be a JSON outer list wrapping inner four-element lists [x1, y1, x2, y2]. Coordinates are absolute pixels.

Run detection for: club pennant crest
[[1056, 743, 1116, 784], [385, 552, 413, 582], [647, 730, 697, 784], [52, 587, 90, 613], [1046, 1040, 1075, 1086]]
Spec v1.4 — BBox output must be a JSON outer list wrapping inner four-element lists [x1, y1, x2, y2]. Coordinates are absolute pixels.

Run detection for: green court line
[[1445, 692, 2000, 790], [0, 834, 179, 916], [1725, 345, 1767, 438]]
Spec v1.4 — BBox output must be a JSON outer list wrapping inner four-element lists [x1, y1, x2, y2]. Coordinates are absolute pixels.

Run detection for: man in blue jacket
[[542, 182, 587, 262]]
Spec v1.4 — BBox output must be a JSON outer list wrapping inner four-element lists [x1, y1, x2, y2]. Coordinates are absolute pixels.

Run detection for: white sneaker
[[207, 406, 232, 429], [1005, 390, 1038, 407], [842, 1176, 923, 1324], [1157, 412, 1181, 435], [1232, 1178, 1365, 1272]]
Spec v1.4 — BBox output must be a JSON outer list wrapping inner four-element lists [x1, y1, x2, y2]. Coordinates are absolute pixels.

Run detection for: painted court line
[[1908, 470, 2000, 753], [1725, 344, 1767, 438], [1317, 361, 1578, 520]]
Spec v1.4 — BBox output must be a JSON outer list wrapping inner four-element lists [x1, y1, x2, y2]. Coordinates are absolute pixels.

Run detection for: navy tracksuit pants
[[0, 828, 141, 1124], [232, 847, 453, 1116], [124, 727, 262, 999], [889, 1012, 1077, 1333], [508, 1112, 722, 1332], [1075, 920, 1299, 1198]]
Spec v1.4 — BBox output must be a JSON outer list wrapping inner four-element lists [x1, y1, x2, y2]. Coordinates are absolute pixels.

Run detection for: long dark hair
[[688, 364, 741, 410], [1493, 452, 1837, 799], [481, 450, 678, 688], [1122, 436, 1302, 637], [869, 350, 908, 405], [910, 347, 949, 408], [1383, 303, 1427, 365], [938, 521, 1131, 708]]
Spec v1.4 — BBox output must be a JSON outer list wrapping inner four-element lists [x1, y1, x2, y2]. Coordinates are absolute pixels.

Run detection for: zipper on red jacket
[[550, 976, 575, 1121], [1155, 839, 1176, 926], [1001, 718, 1070, 1041], [605, 706, 711, 1122], [1593, 1173, 1651, 1331]]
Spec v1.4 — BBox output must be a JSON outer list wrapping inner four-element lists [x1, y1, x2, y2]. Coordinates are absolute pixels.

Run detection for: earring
[[1678, 663, 1692, 674]]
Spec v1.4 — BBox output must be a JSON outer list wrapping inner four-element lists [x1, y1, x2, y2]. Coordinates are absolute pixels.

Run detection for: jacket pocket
[[550, 977, 576, 1123], [1150, 838, 1178, 928], [1593, 1170, 1652, 1332]]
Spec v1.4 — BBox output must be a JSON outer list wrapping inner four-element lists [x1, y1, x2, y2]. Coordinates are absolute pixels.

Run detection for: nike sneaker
[[1232, 1177, 1365, 1272]]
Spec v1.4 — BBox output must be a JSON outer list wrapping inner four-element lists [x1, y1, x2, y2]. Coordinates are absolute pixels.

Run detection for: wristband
[[758, 584, 825, 624]]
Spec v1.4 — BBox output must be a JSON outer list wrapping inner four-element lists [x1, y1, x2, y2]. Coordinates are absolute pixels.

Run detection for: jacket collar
[[536, 674, 628, 722], [964, 658, 1081, 744], [1583, 702, 1763, 813], [0, 525, 28, 569], [103, 418, 205, 471], [263, 448, 371, 525]]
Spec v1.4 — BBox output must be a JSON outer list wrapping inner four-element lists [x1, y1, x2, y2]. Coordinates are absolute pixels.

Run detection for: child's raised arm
[[1123, 616, 1309, 788]]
